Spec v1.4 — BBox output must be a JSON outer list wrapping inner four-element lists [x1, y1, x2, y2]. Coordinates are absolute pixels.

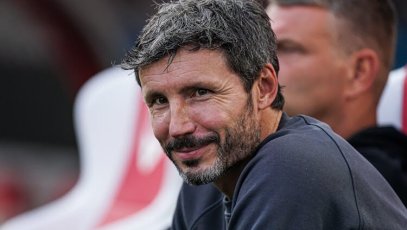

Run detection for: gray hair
[[122, 0, 284, 110]]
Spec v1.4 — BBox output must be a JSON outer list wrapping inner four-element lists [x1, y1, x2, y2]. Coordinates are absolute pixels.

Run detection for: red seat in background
[[2, 67, 182, 230]]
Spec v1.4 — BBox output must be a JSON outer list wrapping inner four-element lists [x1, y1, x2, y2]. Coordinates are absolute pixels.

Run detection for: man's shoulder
[[236, 114, 357, 200], [273, 114, 340, 141], [347, 126, 407, 205], [232, 116, 407, 228], [348, 126, 407, 155], [346, 126, 407, 177], [259, 114, 351, 161]]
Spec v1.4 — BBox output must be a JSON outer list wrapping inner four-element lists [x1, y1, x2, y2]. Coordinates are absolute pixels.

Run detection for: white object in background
[[378, 65, 407, 134], [1, 66, 182, 230]]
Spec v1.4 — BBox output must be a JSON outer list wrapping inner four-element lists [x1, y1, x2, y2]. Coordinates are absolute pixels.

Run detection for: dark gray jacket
[[171, 114, 407, 229]]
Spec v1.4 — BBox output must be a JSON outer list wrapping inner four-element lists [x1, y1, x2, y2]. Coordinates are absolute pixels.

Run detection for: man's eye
[[193, 88, 209, 97], [153, 96, 167, 105], [277, 43, 305, 54]]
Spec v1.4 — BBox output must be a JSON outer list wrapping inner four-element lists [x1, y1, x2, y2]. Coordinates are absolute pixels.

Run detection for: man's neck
[[213, 109, 283, 199], [327, 98, 377, 139], [213, 159, 250, 199]]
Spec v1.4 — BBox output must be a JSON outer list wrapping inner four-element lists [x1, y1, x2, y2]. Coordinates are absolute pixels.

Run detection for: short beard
[[180, 157, 226, 185], [163, 101, 261, 185]]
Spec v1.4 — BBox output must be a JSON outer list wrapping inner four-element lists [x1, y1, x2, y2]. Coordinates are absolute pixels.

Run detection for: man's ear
[[255, 63, 279, 110], [345, 49, 379, 99]]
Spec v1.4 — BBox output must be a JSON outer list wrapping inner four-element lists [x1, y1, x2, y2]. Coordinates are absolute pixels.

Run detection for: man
[[266, 0, 407, 205], [122, 0, 407, 228]]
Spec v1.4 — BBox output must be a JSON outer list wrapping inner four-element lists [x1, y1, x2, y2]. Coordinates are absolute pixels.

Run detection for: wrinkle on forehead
[[139, 48, 229, 84], [146, 48, 225, 71]]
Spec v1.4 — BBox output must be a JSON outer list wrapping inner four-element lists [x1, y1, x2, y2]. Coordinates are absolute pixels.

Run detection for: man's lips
[[165, 133, 219, 162], [173, 144, 210, 161]]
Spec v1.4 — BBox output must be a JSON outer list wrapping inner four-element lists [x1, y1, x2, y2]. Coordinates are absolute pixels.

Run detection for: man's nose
[[168, 101, 195, 137]]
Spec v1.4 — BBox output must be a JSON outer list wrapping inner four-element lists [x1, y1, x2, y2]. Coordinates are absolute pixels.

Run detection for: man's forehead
[[140, 48, 227, 76]]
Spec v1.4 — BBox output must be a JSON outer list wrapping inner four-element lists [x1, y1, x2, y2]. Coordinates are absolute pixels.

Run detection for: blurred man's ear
[[344, 48, 380, 99]]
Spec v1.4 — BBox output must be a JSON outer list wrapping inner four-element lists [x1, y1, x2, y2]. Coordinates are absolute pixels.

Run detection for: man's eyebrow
[[277, 39, 307, 52], [277, 39, 300, 46], [143, 89, 164, 102]]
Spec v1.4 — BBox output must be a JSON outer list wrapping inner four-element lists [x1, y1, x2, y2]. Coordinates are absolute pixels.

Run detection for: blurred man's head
[[266, 0, 396, 137]]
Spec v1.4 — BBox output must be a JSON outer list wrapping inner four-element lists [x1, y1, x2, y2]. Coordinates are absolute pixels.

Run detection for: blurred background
[[0, 0, 406, 224], [0, 0, 161, 223]]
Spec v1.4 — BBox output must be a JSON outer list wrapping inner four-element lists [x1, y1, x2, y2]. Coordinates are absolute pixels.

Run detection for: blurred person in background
[[266, 0, 407, 205]]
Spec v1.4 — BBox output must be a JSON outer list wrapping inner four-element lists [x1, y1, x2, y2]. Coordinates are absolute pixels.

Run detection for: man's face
[[266, 5, 350, 122], [139, 49, 261, 185]]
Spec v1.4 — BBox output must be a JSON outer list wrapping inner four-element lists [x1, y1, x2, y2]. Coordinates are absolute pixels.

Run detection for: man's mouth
[[165, 133, 219, 160], [174, 144, 211, 161], [175, 145, 203, 153]]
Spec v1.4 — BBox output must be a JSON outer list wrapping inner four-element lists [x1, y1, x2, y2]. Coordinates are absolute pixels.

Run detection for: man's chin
[[182, 176, 212, 185], [182, 159, 201, 167], [178, 165, 224, 185]]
